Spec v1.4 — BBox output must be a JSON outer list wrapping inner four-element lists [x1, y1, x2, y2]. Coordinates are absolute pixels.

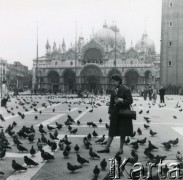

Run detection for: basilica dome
[[135, 32, 155, 53], [94, 23, 125, 49]]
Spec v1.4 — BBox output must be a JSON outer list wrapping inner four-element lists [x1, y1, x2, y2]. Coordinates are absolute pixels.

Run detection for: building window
[[70, 61, 73, 65], [169, 1, 173, 7], [169, 21, 173, 27], [55, 62, 57, 65], [168, 61, 172, 66], [169, 41, 172, 47]]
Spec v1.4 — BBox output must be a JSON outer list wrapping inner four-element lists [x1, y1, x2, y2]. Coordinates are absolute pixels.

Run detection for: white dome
[[135, 32, 155, 53], [94, 23, 125, 49]]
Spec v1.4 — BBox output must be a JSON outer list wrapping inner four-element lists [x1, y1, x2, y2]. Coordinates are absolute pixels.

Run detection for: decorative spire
[[45, 39, 50, 54], [62, 39, 66, 53], [53, 42, 57, 52]]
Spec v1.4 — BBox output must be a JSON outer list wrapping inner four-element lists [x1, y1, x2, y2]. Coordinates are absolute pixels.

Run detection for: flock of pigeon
[[0, 95, 183, 179]]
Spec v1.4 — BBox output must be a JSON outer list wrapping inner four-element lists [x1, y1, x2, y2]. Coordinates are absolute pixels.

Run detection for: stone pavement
[[0, 94, 183, 180]]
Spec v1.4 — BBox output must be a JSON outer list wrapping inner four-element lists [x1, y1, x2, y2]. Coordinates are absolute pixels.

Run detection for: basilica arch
[[47, 70, 60, 91], [80, 64, 103, 91], [62, 69, 76, 91], [144, 70, 152, 84], [124, 69, 139, 92]]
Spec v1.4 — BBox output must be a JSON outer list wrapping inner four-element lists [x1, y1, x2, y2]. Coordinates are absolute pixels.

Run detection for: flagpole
[[75, 22, 77, 90], [36, 22, 39, 93]]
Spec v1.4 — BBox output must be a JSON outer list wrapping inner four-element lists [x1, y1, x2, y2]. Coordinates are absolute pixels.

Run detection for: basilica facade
[[32, 23, 159, 93]]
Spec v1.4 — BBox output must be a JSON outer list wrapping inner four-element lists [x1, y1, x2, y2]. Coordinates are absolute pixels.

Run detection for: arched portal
[[125, 70, 139, 91], [83, 48, 103, 64], [47, 71, 60, 91], [80, 65, 103, 91], [144, 71, 152, 84], [63, 69, 76, 91]]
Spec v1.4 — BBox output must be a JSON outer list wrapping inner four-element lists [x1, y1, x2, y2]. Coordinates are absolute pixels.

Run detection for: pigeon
[[100, 158, 107, 170], [17, 144, 28, 152], [24, 156, 39, 167], [146, 110, 149, 114], [138, 137, 146, 145], [78, 110, 82, 114], [139, 110, 143, 114], [99, 118, 102, 123], [77, 154, 89, 165], [39, 127, 46, 134], [89, 109, 93, 113], [95, 135, 105, 144], [105, 123, 109, 129], [176, 151, 182, 162], [55, 122, 63, 130], [92, 130, 98, 138], [67, 162, 82, 173], [87, 133, 92, 140], [144, 124, 150, 129], [93, 165, 100, 176], [149, 129, 157, 136], [49, 133, 59, 140], [169, 138, 179, 145], [35, 115, 38, 120], [148, 141, 158, 150], [41, 149, 54, 161], [144, 117, 151, 123], [30, 146, 36, 157], [74, 144, 80, 152], [63, 149, 69, 158], [173, 115, 177, 119], [12, 160, 27, 172], [51, 142, 57, 152], [89, 147, 100, 159], [161, 142, 171, 151], [76, 120, 80, 126], [70, 128, 78, 134], [137, 128, 142, 135], [47, 125, 55, 131]]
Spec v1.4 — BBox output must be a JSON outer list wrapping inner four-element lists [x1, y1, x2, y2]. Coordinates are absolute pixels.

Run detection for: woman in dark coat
[[97, 74, 133, 154]]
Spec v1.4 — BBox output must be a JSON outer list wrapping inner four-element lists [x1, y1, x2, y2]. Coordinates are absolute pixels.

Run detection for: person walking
[[159, 86, 165, 103], [1, 80, 9, 107], [97, 74, 133, 155], [148, 86, 153, 101], [152, 88, 157, 103]]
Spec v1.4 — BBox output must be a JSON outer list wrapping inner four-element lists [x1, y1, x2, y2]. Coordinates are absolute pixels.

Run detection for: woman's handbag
[[119, 106, 136, 120]]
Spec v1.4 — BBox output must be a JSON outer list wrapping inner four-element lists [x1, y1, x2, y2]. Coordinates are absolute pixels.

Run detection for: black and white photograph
[[0, 0, 183, 179]]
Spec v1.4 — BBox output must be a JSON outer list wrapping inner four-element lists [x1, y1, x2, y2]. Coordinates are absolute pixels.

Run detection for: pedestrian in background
[[1, 80, 9, 107], [97, 74, 133, 155], [152, 88, 157, 103], [159, 86, 165, 103], [148, 86, 153, 101], [143, 87, 148, 100]]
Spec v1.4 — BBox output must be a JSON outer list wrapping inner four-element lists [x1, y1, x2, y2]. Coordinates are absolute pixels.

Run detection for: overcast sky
[[0, 0, 162, 69]]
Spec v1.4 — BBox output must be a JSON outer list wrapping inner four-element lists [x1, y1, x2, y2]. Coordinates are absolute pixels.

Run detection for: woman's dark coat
[[108, 84, 133, 137]]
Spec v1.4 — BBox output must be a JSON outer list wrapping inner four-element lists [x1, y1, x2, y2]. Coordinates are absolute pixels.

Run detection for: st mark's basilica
[[32, 22, 160, 93]]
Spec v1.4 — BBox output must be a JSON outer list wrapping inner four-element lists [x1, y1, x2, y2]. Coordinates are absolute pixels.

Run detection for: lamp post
[[35, 22, 39, 94]]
